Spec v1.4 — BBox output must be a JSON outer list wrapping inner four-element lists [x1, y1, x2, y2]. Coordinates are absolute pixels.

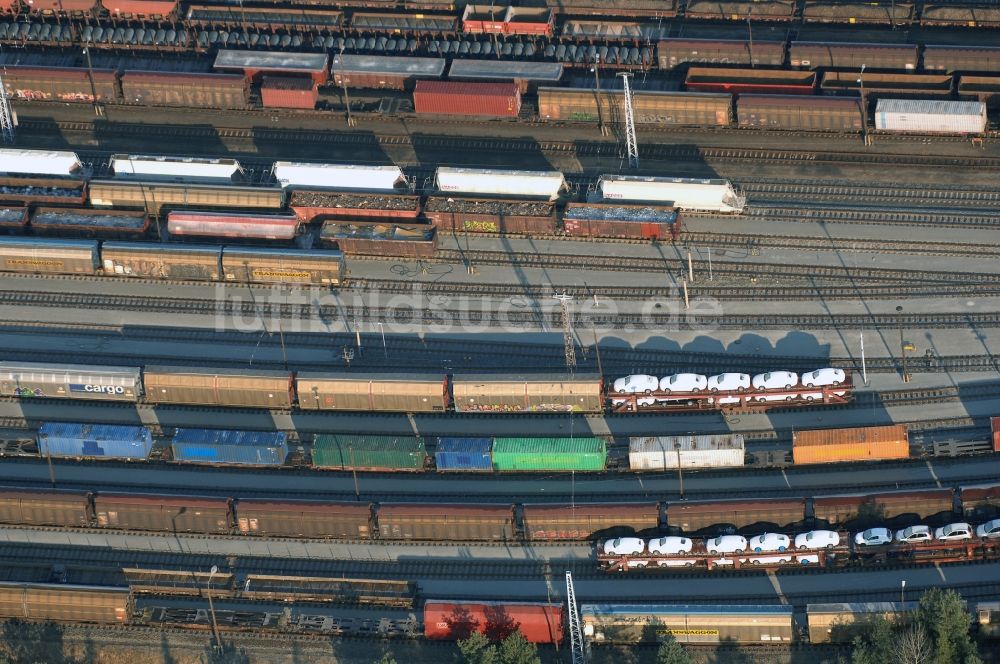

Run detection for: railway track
[[35, 120, 1000, 171], [745, 204, 1000, 228], [3, 287, 1000, 330]]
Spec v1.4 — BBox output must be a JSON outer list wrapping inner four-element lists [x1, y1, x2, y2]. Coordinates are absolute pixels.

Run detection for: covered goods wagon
[[789, 42, 917, 70], [93, 493, 231, 533], [88, 181, 284, 215], [666, 498, 806, 533], [235, 499, 371, 538], [923, 45, 1000, 74], [0, 361, 140, 401], [958, 76, 1000, 110], [451, 373, 603, 413], [121, 71, 249, 109], [320, 221, 436, 258], [447, 60, 563, 94], [101, 243, 221, 281], [0, 66, 117, 103], [142, 366, 293, 408], [685, 67, 816, 95], [435, 167, 566, 200], [538, 88, 732, 126], [738, 95, 863, 131], [813, 489, 955, 527], [377, 504, 515, 540], [0, 584, 130, 624], [807, 602, 917, 644], [685, 0, 795, 21], [562, 202, 679, 241], [792, 424, 909, 465], [332, 54, 447, 90], [413, 81, 521, 118], [0, 176, 87, 206], [628, 435, 745, 471], [221, 247, 343, 286], [0, 149, 81, 177], [289, 190, 420, 221], [491, 437, 606, 472], [0, 489, 90, 527], [0, 238, 98, 275], [802, 1, 913, 24], [544, 0, 676, 17], [312, 434, 428, 471], [260, 76, 317, 110], [435, 437, 493, 471], [170, 428, 288, 466], [37, 422, 152, 459], [657, 39, 784, 68], [875, 99, 986, 134], [961, 485, 1000, 521], [297, 373, 447, 412], [521, 503, 658, 541], [30, 208, 150, 238], [582, 604, 795, 644], [275, 162, 405, 192], [597, 176, 745, 213], [166, 211, 300, 240], [424, 197, 557, 235], [424, 601, 563, 643]]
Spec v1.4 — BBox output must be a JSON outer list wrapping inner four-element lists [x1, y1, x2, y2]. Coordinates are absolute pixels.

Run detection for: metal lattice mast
[[617, 73, 638, 169], [566, 571, 586, 664], [554, 293, 576, 369], [0, 74, 15, 144]]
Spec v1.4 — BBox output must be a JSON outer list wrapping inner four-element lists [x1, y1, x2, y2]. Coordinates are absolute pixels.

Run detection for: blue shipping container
[[171, 428, 288, 466], [38, 422, 153, 460], [435, 437, 493, 472]]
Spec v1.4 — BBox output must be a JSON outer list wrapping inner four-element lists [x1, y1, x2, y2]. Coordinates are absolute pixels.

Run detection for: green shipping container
[[491, 437, 607, 472], [313, 435, 428, 471]]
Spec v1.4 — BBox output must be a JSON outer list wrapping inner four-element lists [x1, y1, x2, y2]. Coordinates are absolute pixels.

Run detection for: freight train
[[1, 483, 997, 543], [0, 360, 854, 415], [2, 33, 999, 133]]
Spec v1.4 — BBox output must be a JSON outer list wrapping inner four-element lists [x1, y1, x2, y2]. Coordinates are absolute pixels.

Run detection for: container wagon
[[875, 99, 986, 134], [37, 422, 153, 460], [170, 428, 289, 466], [435, 437, 493, 472], [312, 434, 428, 471], [491, 437, 607, 472], [792, 425, 909, 465], [582, 604, 795, 644], [628, 434, 745, 471]]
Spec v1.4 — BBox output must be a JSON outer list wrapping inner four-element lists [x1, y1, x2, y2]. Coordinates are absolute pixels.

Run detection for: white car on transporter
[[799, 367, 848, 401], [611, 374, 658, 407], [795, 530, 841, 550], [751, 371, 800, 402]]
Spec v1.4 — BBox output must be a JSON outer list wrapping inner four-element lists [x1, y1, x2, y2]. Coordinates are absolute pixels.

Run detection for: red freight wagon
[[424, 601, 563, 644], [101, 0, 177, 17], [1, 66, 117, 103], [413, 81, 521, 117], [261, 76, 318, 110], [167, 211, 300, 240], [504, 7, 553, 35], [26, 0, 95, 12], [685, 67, 817, 95], [562, 202, 680, 241], [994, 417, 1000, 452]]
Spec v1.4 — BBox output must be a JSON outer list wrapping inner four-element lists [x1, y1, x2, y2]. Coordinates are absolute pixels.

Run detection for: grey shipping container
[[38, 422, 153, 459], [171, 428, 288, 466]]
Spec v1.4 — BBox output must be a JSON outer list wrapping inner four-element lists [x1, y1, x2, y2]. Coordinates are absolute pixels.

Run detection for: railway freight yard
[[1, 2, 1000, 663]]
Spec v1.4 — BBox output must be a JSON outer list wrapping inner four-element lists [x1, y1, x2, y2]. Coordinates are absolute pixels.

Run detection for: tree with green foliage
[[374, 652, 398, 664], [656, 634, 694, 664], [458, 631, 497, 664], [497, 630, 541, 664], [915, 588, 982, 664], [852, 616, 898, 664]]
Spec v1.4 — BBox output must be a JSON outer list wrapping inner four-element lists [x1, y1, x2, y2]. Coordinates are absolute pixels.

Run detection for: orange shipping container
[[992, 417, 1000, 452], [793, 425, 909, 465]]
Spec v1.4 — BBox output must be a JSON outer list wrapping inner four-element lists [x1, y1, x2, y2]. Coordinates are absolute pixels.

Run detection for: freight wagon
[[319, 220, 437, 258], [538, 88, 732, 127], [30, 207, 150, 239], [595, 176, 746, 214], [166, 211, 301, 241], [0, 176, 87, 206], [88, 180, 284, 215], [288, 190, 421, 222], [275, 162, 406, 192], [0, 583, 130, 625], [424, 197, 557, 235], [424, 601, 563, 643], [582, 604, 794, 644]]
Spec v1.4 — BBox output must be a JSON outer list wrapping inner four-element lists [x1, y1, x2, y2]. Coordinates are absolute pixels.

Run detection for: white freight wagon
[[0, 149, 81, 176], [111, 154, 243, 183], [597, 175, 746, 213], [875, 99, 986, 135], [435, 167, 567, 200], [273, 162, 406, 191], [628, 434, 745, 470]]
